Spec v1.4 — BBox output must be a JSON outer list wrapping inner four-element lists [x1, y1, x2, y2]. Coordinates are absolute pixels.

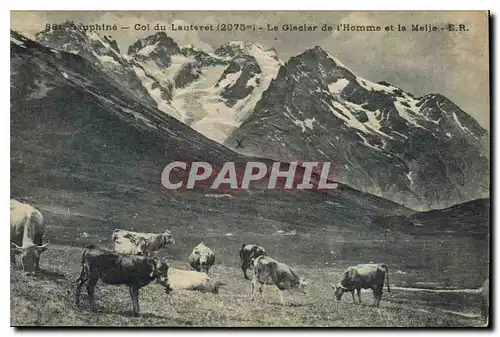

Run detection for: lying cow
[[10, 199, 49, 274], [250, 255, 308, 305], [112, 228, 175, 256], [75, 245, 171, 316], [481, 278, 489, 325], [168, 267, 224, 294], [239, 243, 267, 280], [189, 242, 215, 274], [333, 263, 390, 307]]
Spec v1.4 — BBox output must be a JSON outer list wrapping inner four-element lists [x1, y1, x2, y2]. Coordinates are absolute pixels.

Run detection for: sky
[[11, 10, 490, 130]]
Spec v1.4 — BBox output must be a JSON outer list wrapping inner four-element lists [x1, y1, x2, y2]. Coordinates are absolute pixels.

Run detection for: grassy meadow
[[10, 188, 489, 327]]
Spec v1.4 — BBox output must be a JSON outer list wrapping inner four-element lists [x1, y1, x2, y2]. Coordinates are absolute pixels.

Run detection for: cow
[[168, 267, 224, 294], [332, 263, 390, 307], [188, 242, 215, 274], [111, 229, 175, 256], [75, 245, 171, 316], [481, 278, 489, 325], [10, 199, 49, 274], [250, 255, 308, 305], [239, 243, 267, 280]]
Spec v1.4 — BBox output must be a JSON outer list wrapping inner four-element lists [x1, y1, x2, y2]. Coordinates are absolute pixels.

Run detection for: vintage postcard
[[10, 10, 490, 327]]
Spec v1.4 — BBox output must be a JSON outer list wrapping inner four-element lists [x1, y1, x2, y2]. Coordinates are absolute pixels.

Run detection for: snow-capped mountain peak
[[227, 46, 489, 210]]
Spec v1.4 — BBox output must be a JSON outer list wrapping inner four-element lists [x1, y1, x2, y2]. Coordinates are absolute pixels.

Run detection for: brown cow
[[239, 243, 267, 280], [250, 255, 308, 305], [75, 245, 171, 316], [333, 263, 390, 307]]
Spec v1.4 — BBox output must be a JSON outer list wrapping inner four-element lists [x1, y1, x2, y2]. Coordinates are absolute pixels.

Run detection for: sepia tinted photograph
[[10, 10, 491, 327]]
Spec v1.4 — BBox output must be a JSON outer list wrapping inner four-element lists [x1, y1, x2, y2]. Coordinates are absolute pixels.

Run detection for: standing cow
[[112, 229, 175, 256], [75, 245, 171, 316], [10, 199, 49, 273], [189, 242, 215, 274], [332, 263, 390, 307], [250, 255, 308, 305], [481, 278, 489, 325], [239, 243, 267, 280]]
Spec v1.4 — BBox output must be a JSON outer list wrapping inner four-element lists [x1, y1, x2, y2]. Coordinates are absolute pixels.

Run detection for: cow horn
[[37, 243, 49, 252], [11, 242, 23, 254]]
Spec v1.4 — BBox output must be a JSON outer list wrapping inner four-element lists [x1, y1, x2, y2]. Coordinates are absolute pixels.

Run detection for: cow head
[[251, 246, 266, 259], [296, 278, 308, 294], [162, 230, 175, 246], [332, 284, 348, 301], [289, 277, 308, 294], [149, 257, 171, 291], [11, 242, 49, 273], [199, 254, 210, 271]]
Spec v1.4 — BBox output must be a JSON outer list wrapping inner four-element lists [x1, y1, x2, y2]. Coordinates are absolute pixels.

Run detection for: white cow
[[167, 267, 223, 294], [188, 242, 215, 274], [10, 199, 49, 273], [112, 229, 175, 256]]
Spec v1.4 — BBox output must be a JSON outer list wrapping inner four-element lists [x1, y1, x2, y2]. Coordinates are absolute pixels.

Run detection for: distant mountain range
[[14, 23, 490, 211], [36, 22, 281, 143], [11, 30, 418, 238], [227, 47, 490, 210]]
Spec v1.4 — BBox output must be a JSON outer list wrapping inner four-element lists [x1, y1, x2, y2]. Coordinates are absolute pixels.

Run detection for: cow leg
[[375, 286, 383, 307], [10, 250, 16, 265], [351, 290, 355, 303], [356, 289, 362, 303], [278, 289, 285, 305], [129, 286, 140, 316], [87, 278, 98, 312], [250, 275, 256, 301], [241, 262, 249, 280], [75, 274, 86, 306], [258, 284, 264, 300], [75, 264, 89, 306]]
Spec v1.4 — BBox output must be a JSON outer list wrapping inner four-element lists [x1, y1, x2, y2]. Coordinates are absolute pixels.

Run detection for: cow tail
[[239, 243, 246, 261], [381, 264, 390, 293], [111, 229, 120, 242]]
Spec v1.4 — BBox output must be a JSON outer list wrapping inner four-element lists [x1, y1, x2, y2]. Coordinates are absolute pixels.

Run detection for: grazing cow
[[481, 278, 489, 324], [239, 243, 267, 280], [250, 255, 308, 305], [188, 242, 215, 274], [332, 263, 390, 307], [112, 229, 175, 256], [10, 199, 49, 274], [168, 267, 224, 294], [75, 245, 171, 316]]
